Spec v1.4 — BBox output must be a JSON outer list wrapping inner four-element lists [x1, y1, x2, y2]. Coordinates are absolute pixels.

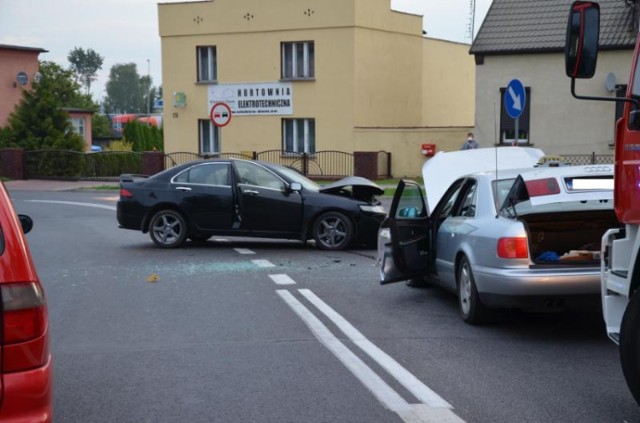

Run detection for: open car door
[[379, 180, 431, 284]]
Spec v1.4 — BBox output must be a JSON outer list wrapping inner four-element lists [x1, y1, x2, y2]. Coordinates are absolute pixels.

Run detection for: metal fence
[[561, 152, 614, 165], [165, 150, 383, 179], [21, 149, 608, 181]]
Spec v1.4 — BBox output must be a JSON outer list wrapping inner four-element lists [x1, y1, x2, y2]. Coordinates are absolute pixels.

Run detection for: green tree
[[67, 47, 104, 95], [104, 63, 153, 114], [2, 61, 86, 151], [123, 120, 163, 152], [92, 114, 112, 138]]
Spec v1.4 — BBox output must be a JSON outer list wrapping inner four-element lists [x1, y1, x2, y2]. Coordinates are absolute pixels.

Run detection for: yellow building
[[158, 0, 474, 177]]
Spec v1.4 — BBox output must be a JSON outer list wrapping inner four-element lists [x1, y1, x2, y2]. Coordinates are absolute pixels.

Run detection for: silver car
[[379, 148, 617, 324]]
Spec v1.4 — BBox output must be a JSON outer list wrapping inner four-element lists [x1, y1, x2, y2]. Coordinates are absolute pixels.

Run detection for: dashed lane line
[[234, 248, 256, 255], [268, 274, 296, 285], [252, 259, 276, 268]]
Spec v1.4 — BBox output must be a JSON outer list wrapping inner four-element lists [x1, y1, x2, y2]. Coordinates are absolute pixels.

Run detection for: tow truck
[[566, 0, 640, 405]]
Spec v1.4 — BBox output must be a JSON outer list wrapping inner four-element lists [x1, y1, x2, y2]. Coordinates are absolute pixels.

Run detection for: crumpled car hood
[[320, 176, 385, 199]]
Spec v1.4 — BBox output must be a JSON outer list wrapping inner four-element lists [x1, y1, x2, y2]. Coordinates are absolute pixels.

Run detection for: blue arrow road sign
[[505, 79, 526, 119]]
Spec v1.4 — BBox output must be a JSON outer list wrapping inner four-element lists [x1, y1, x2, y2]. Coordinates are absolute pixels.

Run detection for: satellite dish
[[16, 71, 28, 86], [605, 72, 617, 92]]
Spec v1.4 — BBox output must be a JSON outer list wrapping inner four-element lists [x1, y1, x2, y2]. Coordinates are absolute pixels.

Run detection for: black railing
[[20, 149, 615, 181], [561, 152, 614, 165]]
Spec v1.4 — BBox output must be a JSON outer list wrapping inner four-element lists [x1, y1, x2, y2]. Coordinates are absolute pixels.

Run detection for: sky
[[0, 0, 492, 101]]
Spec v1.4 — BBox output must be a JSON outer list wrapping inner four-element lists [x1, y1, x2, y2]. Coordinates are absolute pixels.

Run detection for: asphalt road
[[8, 189, 640, 423]]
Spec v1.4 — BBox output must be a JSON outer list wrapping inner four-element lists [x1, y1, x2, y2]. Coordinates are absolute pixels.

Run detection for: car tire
[[620, 288, 640, 406], [149, 209, 187, 248], [457, 256, 488, 325], [313, 211, 354, 250]]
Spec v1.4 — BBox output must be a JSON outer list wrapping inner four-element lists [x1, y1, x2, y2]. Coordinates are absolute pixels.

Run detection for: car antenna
[[494, 102, 500, 219]]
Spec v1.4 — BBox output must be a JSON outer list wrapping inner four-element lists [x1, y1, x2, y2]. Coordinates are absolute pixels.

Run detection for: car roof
[[421, 147, 545, 214]]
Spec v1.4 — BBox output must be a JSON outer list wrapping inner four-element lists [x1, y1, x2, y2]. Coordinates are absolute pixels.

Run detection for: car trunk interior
[[521, 209, 621, 265]]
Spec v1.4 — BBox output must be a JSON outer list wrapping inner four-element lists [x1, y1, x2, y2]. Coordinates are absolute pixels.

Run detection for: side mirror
[[18, 214, 33, 234], [565, 1, 600, 79], [289, 182, 302, 192]]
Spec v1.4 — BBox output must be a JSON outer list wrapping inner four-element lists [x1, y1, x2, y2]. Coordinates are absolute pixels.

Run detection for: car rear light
[[524, 178, 560, 197], [2, 282, 49, 372], [497, 237, 529, 259], [120, 188, 133, 198]]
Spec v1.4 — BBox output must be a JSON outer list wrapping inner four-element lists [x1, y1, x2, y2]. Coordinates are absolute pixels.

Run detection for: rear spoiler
[[120, 174, 149, 183]]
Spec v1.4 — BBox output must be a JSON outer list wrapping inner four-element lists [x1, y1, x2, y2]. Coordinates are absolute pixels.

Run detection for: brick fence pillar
[[0, 148, 25, 180], [142, 151, 165, 175], [354, 152, 377, 180]]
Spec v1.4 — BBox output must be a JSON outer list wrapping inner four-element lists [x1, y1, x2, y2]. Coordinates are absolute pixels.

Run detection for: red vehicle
[[0, 182, 52, 421], [566, 1, 640, 405]]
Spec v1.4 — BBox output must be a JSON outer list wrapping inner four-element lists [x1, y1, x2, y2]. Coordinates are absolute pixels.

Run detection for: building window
[[282, 118, 315, 153], [499, 86, 531, 145], [71, 117, 85, 138], [199, 120, 220, 154], [197, 46, 217, 82], [281, 41, 314, 79]]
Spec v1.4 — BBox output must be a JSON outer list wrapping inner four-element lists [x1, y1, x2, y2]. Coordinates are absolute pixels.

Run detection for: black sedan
[[117, 159, 387, 250]]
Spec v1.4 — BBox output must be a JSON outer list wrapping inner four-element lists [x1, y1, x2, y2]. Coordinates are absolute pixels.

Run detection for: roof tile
[[470, 0, 637, 54]]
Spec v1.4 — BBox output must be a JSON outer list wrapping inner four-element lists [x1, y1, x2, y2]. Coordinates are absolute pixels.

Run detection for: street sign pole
[[514, 117, 519, 146]]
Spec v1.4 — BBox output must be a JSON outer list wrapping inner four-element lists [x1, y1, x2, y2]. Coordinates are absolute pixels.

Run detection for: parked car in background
[[0, 182, 52, 421], [117, 159, 386, 250], [378, 147, 617, 324]]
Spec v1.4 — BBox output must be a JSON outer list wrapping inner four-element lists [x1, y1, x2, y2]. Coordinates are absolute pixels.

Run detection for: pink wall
[[0, 47, 44, 127], [67, 111, 94, 152]]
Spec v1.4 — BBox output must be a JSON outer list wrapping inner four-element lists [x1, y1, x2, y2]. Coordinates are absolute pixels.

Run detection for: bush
[[25, 150, 85, 178], [123, 120, 163, 152], [104, 139, 133, 151]]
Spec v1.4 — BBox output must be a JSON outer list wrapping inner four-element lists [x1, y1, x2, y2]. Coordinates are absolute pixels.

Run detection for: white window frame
[[281, 41, 314, 79], [197, 46, 217, 82], [71, 117, 85, 138], [199, 120, 220, 154], [282, 118, 315, 153]]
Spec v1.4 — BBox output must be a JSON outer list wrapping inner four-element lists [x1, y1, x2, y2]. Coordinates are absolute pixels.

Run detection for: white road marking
[[277, 290, 408, 412], [234, 248, 256, 255], [299, 289, 453, 409], [268, 274, 296, 285], [252, 259, 275, 268], [278, 289, 464, 422], [213, 238, 230, 242], [25, 200, 116, 211]]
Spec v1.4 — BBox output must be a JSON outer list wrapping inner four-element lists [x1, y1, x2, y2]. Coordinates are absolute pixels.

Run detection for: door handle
[[175, 186, 192, 191], [243, 189, 259, 195]]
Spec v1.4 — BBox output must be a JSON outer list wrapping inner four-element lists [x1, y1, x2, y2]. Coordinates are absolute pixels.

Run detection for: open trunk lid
[[500, 164, 613, 211], [422, 147, 544, 215]]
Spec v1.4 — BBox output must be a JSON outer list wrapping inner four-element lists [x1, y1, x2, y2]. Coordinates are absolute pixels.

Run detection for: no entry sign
[[210, 102, 232, 127]]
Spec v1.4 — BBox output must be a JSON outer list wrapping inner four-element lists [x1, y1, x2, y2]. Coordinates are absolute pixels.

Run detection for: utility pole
[[146, 59, 151, 121], [468, 0, 477, 42]]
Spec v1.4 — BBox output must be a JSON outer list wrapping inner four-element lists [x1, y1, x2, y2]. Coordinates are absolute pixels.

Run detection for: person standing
[[461, 132, 479, 150]]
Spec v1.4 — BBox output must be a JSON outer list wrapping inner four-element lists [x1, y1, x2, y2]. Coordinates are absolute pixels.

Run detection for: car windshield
[[272, 165, 321, 191]]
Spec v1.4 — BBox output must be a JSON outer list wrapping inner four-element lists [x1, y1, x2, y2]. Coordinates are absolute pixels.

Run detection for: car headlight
[[359, 205, 386, 214]]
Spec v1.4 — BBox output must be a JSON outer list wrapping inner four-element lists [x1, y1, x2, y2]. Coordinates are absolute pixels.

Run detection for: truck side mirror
[[565, 1, 600, 79]]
